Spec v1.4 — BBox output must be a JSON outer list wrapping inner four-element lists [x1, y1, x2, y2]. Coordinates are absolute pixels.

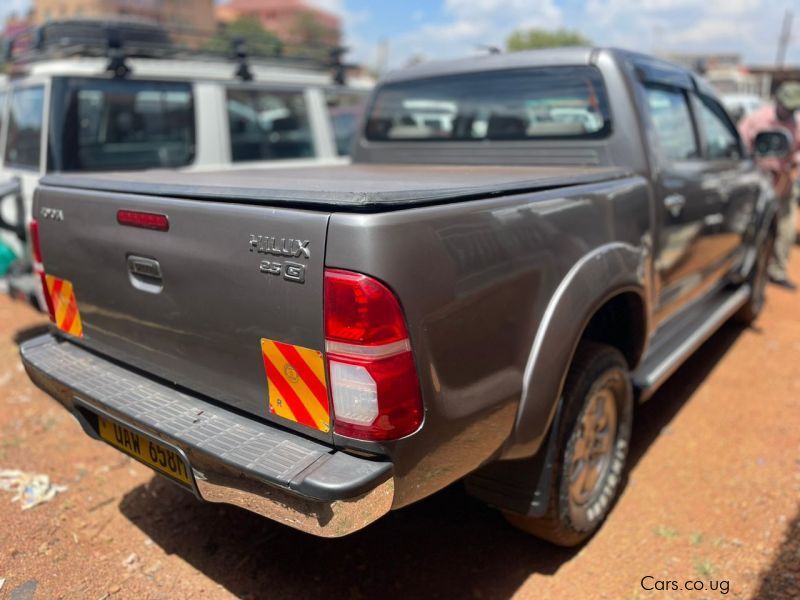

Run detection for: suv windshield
[[365, 66, 611, 142], [50, 77, 195, 172]]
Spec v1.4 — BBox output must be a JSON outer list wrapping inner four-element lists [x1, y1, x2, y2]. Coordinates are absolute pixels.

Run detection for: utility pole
[[775, 9, 793, 69], [374, 37, 388, 76]]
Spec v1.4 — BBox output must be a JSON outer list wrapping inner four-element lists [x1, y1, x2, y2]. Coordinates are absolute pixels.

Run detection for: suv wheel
[[504, 341, 633, 546]]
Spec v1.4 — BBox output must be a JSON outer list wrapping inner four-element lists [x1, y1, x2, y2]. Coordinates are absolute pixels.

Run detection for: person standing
[[739, 81, 800, 290]]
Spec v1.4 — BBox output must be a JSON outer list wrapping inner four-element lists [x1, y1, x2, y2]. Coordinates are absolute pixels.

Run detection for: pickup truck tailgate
[[34, 185, 332, 441]]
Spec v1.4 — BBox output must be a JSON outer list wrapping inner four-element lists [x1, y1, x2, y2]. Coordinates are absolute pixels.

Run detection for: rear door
[[641, 83, 717, 323], [690, 89, 761, 276], [35, 186, 333, 441]]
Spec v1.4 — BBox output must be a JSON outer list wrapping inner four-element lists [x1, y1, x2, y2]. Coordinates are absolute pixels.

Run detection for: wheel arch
[[502, 242, 650, 460]]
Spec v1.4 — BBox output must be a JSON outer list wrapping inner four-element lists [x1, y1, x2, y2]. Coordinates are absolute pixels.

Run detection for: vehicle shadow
[[120, 479, 571, 599], [754, 502, 800, 599], [118, 321, 747, 600], [12, 323, 50, 345]]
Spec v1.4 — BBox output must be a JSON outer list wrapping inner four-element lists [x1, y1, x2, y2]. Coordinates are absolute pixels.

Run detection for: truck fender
[[503, 241, 649, 460]]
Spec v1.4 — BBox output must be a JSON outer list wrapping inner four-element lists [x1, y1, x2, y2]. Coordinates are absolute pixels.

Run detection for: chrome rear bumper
[[21, 333, 393, 537]]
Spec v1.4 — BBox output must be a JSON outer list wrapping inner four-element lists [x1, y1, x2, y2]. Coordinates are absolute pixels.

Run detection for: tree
[[205, 17, 283, 57], [506, 28, 591, 52], [288, 10, 340, 60]]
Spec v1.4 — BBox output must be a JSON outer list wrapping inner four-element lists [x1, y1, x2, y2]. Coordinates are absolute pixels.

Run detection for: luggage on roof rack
[[4, 18, 354, 83], [5, 18, 175, 63]]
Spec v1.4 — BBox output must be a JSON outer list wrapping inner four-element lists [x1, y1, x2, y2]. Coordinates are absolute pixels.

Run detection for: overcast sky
[[4, 0, 798, 70]]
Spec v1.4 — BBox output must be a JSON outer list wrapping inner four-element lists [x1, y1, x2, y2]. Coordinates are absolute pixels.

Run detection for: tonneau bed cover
[[41, 164, 629, 210]]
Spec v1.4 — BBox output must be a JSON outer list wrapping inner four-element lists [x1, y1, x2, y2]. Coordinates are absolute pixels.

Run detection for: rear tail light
[[29, 219, 56, 322], [29, 219, 43, 263], [324, 269, 423, 441]]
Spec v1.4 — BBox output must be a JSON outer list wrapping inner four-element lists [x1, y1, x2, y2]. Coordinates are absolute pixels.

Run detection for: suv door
[[690, 90, 761, 279], [643, 83, 722, 323], [1, 82, 47, 262]]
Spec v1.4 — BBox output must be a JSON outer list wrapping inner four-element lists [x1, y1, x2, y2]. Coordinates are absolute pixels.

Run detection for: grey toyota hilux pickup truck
[[20, 48, 782, 545]]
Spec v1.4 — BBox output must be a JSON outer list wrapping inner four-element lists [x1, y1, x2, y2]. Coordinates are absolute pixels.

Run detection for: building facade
[[216, 0, 340, 48]]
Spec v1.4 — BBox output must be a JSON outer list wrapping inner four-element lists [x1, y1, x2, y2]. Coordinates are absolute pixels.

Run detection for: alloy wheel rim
[[568, 383, 618, 507]]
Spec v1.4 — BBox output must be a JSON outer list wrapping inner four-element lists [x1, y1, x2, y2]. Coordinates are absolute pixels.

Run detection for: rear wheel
[[735, 226, 774, 325], [504, 342, 633, 546]]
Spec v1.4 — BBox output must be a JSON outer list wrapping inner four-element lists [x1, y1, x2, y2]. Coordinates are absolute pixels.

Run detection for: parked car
[[21, 47, 780, 546], [0, 19, 371, 306], [722, 93, 765, 124]]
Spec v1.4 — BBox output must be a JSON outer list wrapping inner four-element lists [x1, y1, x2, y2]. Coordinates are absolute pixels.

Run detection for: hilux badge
[[249, 235, 310, 259]]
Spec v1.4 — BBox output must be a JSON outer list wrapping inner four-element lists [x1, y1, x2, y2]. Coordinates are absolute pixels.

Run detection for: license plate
[[98, 416, 192, 487]]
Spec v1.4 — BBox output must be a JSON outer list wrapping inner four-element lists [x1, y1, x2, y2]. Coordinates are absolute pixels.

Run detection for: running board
[[633, 285, 750, 401]]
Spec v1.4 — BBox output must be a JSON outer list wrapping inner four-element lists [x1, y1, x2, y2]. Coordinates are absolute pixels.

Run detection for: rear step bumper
[[20, 333, 394, 537]]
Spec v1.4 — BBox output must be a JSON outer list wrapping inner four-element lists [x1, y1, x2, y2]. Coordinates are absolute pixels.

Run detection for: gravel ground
[[0, 230, 798, 600]]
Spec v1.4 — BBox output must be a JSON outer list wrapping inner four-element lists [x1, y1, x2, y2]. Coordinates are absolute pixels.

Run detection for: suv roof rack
[[5, 18, 355, 83]]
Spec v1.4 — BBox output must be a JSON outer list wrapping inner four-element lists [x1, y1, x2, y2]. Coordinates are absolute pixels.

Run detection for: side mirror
[[753, 129, 792, 159]]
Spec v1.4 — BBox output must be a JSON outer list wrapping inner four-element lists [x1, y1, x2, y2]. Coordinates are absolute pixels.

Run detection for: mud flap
[[464, 398, 565, 517]]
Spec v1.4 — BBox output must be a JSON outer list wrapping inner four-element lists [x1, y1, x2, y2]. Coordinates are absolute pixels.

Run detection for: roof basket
[[4, 18, 357, 84], [5, 18, 175, 65]]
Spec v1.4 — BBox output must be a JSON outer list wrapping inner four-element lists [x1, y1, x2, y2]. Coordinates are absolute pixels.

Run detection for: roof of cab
[[378, 46, 702, 91], [380, 46, 597, 84]]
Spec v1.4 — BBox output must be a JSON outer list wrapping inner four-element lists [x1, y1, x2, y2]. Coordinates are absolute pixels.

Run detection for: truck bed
[[41, 164, 629, 210]]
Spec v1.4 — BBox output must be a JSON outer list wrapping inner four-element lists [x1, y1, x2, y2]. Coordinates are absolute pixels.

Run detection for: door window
[[226, 88, 314, 162], [696, 95, 742, 160], [4, 86, 45, 170], [644, 86, 699, 162]]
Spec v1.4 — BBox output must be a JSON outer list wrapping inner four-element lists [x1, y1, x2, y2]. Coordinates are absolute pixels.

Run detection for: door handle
[[127, 255, 163, 293], [664, 194, 686, 217]]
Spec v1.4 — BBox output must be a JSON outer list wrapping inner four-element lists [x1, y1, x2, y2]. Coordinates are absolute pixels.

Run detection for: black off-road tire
[[504, 341, 633, 547], [734, 226, 775, 325]]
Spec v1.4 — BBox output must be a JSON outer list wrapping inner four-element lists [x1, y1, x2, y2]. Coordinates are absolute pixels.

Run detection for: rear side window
[[365, 66, 611, 142], [226, 88, 314, 162], [324, 90, 366, 155], [5, 86, 45, 170], [696, 95, 742, 160], [644, 86, 698, 161], [55, 78, 195, 172]]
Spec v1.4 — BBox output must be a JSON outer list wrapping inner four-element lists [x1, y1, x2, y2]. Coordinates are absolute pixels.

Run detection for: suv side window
[[4, 86, 45, 170], [644, 85, 699, 162], [226, 88, 315, 162], [696, 94, 742, 160]]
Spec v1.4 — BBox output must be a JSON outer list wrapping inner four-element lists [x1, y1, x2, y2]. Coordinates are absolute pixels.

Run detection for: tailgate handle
[[127, 255, 163, 293]]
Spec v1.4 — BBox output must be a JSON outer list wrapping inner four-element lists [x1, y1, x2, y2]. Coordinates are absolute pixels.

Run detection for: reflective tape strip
[[260, 338, 329, 432], [45, 275, 83, 337]]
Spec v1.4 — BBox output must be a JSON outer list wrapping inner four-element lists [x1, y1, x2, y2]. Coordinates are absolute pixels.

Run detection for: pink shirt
[[738, 103, 800, 198], [738, 103, 800, 162]]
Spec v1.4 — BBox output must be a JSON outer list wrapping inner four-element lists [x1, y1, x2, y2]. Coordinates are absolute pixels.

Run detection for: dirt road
[[1, 245, 799, 599]]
